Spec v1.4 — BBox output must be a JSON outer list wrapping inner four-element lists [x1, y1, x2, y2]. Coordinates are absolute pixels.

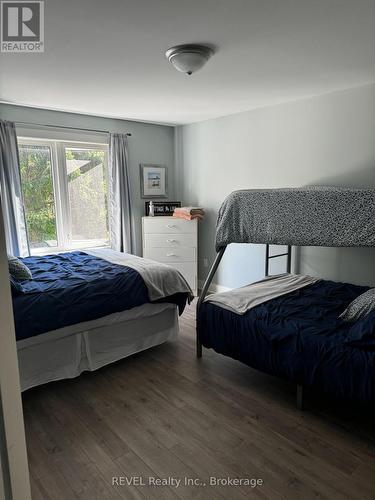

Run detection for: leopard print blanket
[[215, 186, 375, 251]]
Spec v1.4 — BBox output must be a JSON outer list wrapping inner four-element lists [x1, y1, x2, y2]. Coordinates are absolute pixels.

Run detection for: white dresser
[[142, 216, 198, 296]]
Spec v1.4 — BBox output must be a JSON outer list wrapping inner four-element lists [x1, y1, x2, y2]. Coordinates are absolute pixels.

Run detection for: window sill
[[30, 243, 110, 257]]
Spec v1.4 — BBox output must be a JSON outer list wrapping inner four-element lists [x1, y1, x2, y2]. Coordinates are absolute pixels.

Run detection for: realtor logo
[[1, 1, 44, 52]]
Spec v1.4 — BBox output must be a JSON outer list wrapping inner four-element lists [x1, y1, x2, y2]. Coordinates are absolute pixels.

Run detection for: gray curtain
[[109, 133, 135, 254], [0, 121, 29, 257]]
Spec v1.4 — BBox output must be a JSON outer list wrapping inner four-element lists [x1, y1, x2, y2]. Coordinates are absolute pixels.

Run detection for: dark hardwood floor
[[23, 302, 375, 500]]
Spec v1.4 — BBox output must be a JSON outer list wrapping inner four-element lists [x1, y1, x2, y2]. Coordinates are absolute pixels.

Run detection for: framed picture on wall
[[140, 164, 168, 198]]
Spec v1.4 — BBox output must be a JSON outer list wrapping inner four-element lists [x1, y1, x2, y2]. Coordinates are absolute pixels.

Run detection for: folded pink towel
[[173, 213, 204, 221], [174, 206, 205, 216]]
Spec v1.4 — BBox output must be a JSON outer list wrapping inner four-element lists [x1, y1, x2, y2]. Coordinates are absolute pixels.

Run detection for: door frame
[[0, 199, 31, 500]]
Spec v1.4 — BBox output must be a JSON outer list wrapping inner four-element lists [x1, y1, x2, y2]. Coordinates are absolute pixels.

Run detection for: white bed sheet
[[17, 303, 178, 391]]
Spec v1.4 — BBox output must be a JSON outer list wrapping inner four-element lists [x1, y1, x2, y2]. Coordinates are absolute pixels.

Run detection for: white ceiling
[[1, 0, 375, 125]]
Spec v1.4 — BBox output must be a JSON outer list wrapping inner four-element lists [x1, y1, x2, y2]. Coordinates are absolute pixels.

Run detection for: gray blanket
[[86, 248, 194, 302], [215, 186, 375, 251], [205, 274, 319, 315]]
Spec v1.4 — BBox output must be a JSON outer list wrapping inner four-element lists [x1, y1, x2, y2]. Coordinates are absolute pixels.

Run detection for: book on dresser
[[142, 216, 198, 296]]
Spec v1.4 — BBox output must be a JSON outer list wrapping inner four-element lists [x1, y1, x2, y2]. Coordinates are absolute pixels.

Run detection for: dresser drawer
[[143, 217, 197, 234], [171, 262, 196, 292], [144, 246, 196, 263], [144, 233, 197, 249]]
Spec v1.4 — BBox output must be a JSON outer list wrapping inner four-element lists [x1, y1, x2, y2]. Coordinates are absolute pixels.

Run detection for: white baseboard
[[198, 279, 232, 294]]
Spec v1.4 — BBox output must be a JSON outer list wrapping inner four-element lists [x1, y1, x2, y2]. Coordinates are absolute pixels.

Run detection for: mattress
[[12, 251, 188, 341], [198, 279, 375, 401]]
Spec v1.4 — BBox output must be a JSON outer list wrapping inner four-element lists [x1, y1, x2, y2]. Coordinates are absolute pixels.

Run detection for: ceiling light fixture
[[165, 44, 214, 75]]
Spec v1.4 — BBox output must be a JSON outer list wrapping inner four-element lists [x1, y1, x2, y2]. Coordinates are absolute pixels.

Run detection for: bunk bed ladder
[[266, 245, 304, 408], [265, 244, 292, 277]]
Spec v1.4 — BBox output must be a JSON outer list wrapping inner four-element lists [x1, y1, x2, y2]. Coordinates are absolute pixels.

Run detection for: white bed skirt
[[17, 303, 178, 391]]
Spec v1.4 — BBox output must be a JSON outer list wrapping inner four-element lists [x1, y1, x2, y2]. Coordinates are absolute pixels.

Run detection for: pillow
[[340, 288, 375, 323], [8, 255, 32, 281], [345, 310, 375, 348]]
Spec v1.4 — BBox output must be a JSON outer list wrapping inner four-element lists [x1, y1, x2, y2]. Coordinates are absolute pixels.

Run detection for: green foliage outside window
[[19, 145, 57, 247], [19, 144, 109, 249]]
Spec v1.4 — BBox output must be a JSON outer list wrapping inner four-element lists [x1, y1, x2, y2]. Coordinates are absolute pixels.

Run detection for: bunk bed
[[197, 187, 375, 408]]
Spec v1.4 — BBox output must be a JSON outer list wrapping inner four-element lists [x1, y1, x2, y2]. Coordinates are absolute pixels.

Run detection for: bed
[[199, 278, 375, 402], [13, 249, 193, 390], [197, 187, 375, 405]]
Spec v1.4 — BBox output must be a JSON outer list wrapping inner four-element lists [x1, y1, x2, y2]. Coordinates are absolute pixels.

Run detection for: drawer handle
[[166, 224, 176, 228], [166, 253, 176, 257], [166, 239, 177, 243]]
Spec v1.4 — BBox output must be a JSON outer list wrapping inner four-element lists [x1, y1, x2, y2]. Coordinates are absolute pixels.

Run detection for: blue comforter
[[198, 280, 375, 402], [13, 252, 188, 341]]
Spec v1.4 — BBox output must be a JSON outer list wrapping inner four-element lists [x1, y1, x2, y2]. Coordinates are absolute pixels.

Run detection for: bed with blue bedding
[[198, 279, 375, 402], [13, 249, 193, 390], [12, 251, 189, 341]]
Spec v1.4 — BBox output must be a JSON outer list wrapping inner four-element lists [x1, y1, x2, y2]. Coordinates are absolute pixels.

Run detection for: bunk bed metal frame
[[197, 244, 303, 410]]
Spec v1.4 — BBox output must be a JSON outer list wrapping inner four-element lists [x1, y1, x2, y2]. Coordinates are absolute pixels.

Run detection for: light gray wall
[[0, 104, 175, 256], [177, 83, 375, 288]]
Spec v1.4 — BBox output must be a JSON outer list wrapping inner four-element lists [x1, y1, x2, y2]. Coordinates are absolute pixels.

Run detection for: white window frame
[[18, 137, 110, 255]]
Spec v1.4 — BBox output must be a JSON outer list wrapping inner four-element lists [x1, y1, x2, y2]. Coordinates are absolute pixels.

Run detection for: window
[[18, 138, 109, 254], [18, 143, 58, 250]]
